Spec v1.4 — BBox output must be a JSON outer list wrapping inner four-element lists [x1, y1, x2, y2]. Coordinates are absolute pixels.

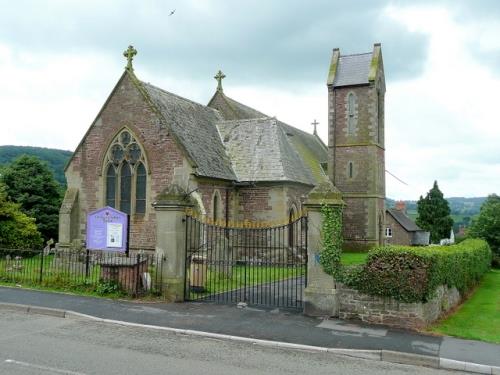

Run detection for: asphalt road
[[0, 311, 466, 375]]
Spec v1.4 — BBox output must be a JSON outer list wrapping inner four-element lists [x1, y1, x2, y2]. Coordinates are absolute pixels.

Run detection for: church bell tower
[[327, 43, 386, 250]]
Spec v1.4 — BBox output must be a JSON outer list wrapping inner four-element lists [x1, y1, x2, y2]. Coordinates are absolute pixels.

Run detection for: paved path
[[0, 286, 498, 370], [0, 310, 464, 375], [194, 276, 305, 309]]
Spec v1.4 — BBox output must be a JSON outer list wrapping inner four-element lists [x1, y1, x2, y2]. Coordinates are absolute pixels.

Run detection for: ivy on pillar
[[303, 181, 344, 317], [153, 184, 194, 302]]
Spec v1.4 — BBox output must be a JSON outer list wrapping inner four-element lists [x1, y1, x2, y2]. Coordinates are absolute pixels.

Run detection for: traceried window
[[347, 92, 356, 135], [104, 130, 148, 215]]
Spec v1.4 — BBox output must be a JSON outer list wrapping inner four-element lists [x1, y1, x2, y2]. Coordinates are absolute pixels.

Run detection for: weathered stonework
[[337, 284, 461, 329], [61, 72, 191, 251], [303, 181, 344, 316], [327, 44, 386, 250]]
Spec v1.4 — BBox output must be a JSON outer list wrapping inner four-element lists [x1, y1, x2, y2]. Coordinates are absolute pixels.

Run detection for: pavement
[[0, 286, 499, 374]]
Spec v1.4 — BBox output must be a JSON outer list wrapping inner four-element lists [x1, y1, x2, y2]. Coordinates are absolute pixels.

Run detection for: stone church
[[58, 43, 385, 252]]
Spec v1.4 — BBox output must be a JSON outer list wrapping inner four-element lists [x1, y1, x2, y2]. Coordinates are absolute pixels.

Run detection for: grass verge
[[429, 269, 500, 344]]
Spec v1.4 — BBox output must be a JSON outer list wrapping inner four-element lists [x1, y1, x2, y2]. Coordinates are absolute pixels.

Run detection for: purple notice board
[[86, 206, 128, 252]]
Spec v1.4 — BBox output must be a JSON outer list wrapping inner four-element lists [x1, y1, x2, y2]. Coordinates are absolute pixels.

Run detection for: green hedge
[[344, 239, 491, 303]]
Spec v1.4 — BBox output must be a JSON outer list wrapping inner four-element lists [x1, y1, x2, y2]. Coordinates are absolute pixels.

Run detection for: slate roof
[[138, 78, 327, 185], [216, 117, 328, 185], [141, 82, 237, 181], [333, 52, 373, 87], [223, 95, 268, 119], [387, 209, 423, 232]]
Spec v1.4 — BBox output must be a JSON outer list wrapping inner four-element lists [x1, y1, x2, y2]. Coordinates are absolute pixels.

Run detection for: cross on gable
[[123, 45, 137, 71], [311, 119, 319, 135], [214, 70, 226, 92]]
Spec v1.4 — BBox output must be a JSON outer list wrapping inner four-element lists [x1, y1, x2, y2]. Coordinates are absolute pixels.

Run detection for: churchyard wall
[[337, 284, 460, 329]]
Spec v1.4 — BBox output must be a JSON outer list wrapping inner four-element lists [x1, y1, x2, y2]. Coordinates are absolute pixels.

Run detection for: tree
[[469, 194, 500, 258], [416, 181, 454, 243], [0, 182, 43, 249], [1, 155, 62, 241]]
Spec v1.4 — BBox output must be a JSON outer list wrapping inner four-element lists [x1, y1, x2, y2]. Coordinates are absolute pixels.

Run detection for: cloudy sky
[[1, 0, 499, 199]]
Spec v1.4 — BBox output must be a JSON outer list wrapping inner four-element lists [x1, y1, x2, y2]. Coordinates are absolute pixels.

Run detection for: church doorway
[[184, 214, 308, 309]]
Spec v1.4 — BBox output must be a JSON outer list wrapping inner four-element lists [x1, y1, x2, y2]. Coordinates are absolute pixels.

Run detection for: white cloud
[[1, 2, 498, 201], [383, 4, 500, 199]]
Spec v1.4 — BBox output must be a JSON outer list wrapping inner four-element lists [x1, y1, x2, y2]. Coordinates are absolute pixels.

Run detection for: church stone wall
[[196, 180, 235, 222], [328, 66, 385, 250], [285, 184, 312, 214], [63, 73, 191, 251]]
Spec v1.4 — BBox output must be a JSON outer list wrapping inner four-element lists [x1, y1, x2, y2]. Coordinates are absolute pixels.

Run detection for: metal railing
[[185, 215, 308, 309], [0, 248, 164, 297]]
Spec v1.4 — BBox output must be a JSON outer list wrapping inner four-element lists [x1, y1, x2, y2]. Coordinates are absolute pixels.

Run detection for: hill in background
[[0, 145, 489, 228], [0, 145, 72, 186], [386, 197, 487, 231]]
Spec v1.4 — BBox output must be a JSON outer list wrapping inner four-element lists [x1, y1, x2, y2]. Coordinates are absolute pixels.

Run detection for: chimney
[[395, 200, 406, 213]]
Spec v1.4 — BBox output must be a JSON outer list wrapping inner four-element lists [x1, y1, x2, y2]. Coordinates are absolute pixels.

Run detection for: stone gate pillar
[[153, 184, 194, 302], [303, 181, 344, 317]]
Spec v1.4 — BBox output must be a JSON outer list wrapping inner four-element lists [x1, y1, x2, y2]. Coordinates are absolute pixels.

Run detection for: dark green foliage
[[1, 155, 62, 242], [416, 181, 454, 243], [0, 145, 72, 186], [320, 204, 343, 277], [343, 239, 491, 303], [0, 183, 43, 249], [469, 194, 500, 262]]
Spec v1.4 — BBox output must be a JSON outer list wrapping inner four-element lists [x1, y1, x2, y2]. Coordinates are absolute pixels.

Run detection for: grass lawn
[[341, 252, 369, 265], [429, 269, 500, 344]]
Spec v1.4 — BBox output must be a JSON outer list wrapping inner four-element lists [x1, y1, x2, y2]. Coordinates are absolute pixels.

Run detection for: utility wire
[[385, 169, 408, 186]]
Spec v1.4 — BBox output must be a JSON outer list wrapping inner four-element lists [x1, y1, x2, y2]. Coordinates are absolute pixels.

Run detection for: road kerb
[[27, 306, 66, 318], [382, 350, 439, 368], [0, 302, 29, 313], [2, 302, 499, 374]]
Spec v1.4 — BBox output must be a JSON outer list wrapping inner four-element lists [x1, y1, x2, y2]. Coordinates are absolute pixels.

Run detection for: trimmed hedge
[[344, 239, 491, 303]]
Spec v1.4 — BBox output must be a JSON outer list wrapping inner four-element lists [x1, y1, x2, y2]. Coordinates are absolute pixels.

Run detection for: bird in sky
[[169, 9, 176, 16]]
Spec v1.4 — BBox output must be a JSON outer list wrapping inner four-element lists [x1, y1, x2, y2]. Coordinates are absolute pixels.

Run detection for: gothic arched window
[[104, 130, 148, 215], [213, 193, 219, 222], [348, 161, 354, 178], [377, 89, 383, 144], [347, 93, 356, 135]]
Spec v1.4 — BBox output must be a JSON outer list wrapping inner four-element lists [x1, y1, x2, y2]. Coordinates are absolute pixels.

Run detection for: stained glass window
[[111, 144, 124, 164], [120, 163, 131, 214], [105, 130, 147, 215], [135, 163, 146, 214], [106, 165, 116, 208], [120, 131, 131, 146], [127, 143, 141, 164]]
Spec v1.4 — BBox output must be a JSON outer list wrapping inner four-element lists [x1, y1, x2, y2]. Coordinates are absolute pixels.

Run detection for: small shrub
[[95, 279, 122, 296], [343, 239, 491, 303]]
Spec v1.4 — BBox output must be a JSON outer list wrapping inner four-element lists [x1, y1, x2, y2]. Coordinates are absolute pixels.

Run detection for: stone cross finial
[[214, 70, 226, 92], [311, 119, 319, 135], [123, 45, 137, 71]]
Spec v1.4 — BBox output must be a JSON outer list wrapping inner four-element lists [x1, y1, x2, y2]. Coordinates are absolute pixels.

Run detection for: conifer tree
[[416, 181, 454, 243]]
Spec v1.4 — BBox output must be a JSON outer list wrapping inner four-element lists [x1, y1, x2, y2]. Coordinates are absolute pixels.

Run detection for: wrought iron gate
[[184, 215, 307, 309]]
